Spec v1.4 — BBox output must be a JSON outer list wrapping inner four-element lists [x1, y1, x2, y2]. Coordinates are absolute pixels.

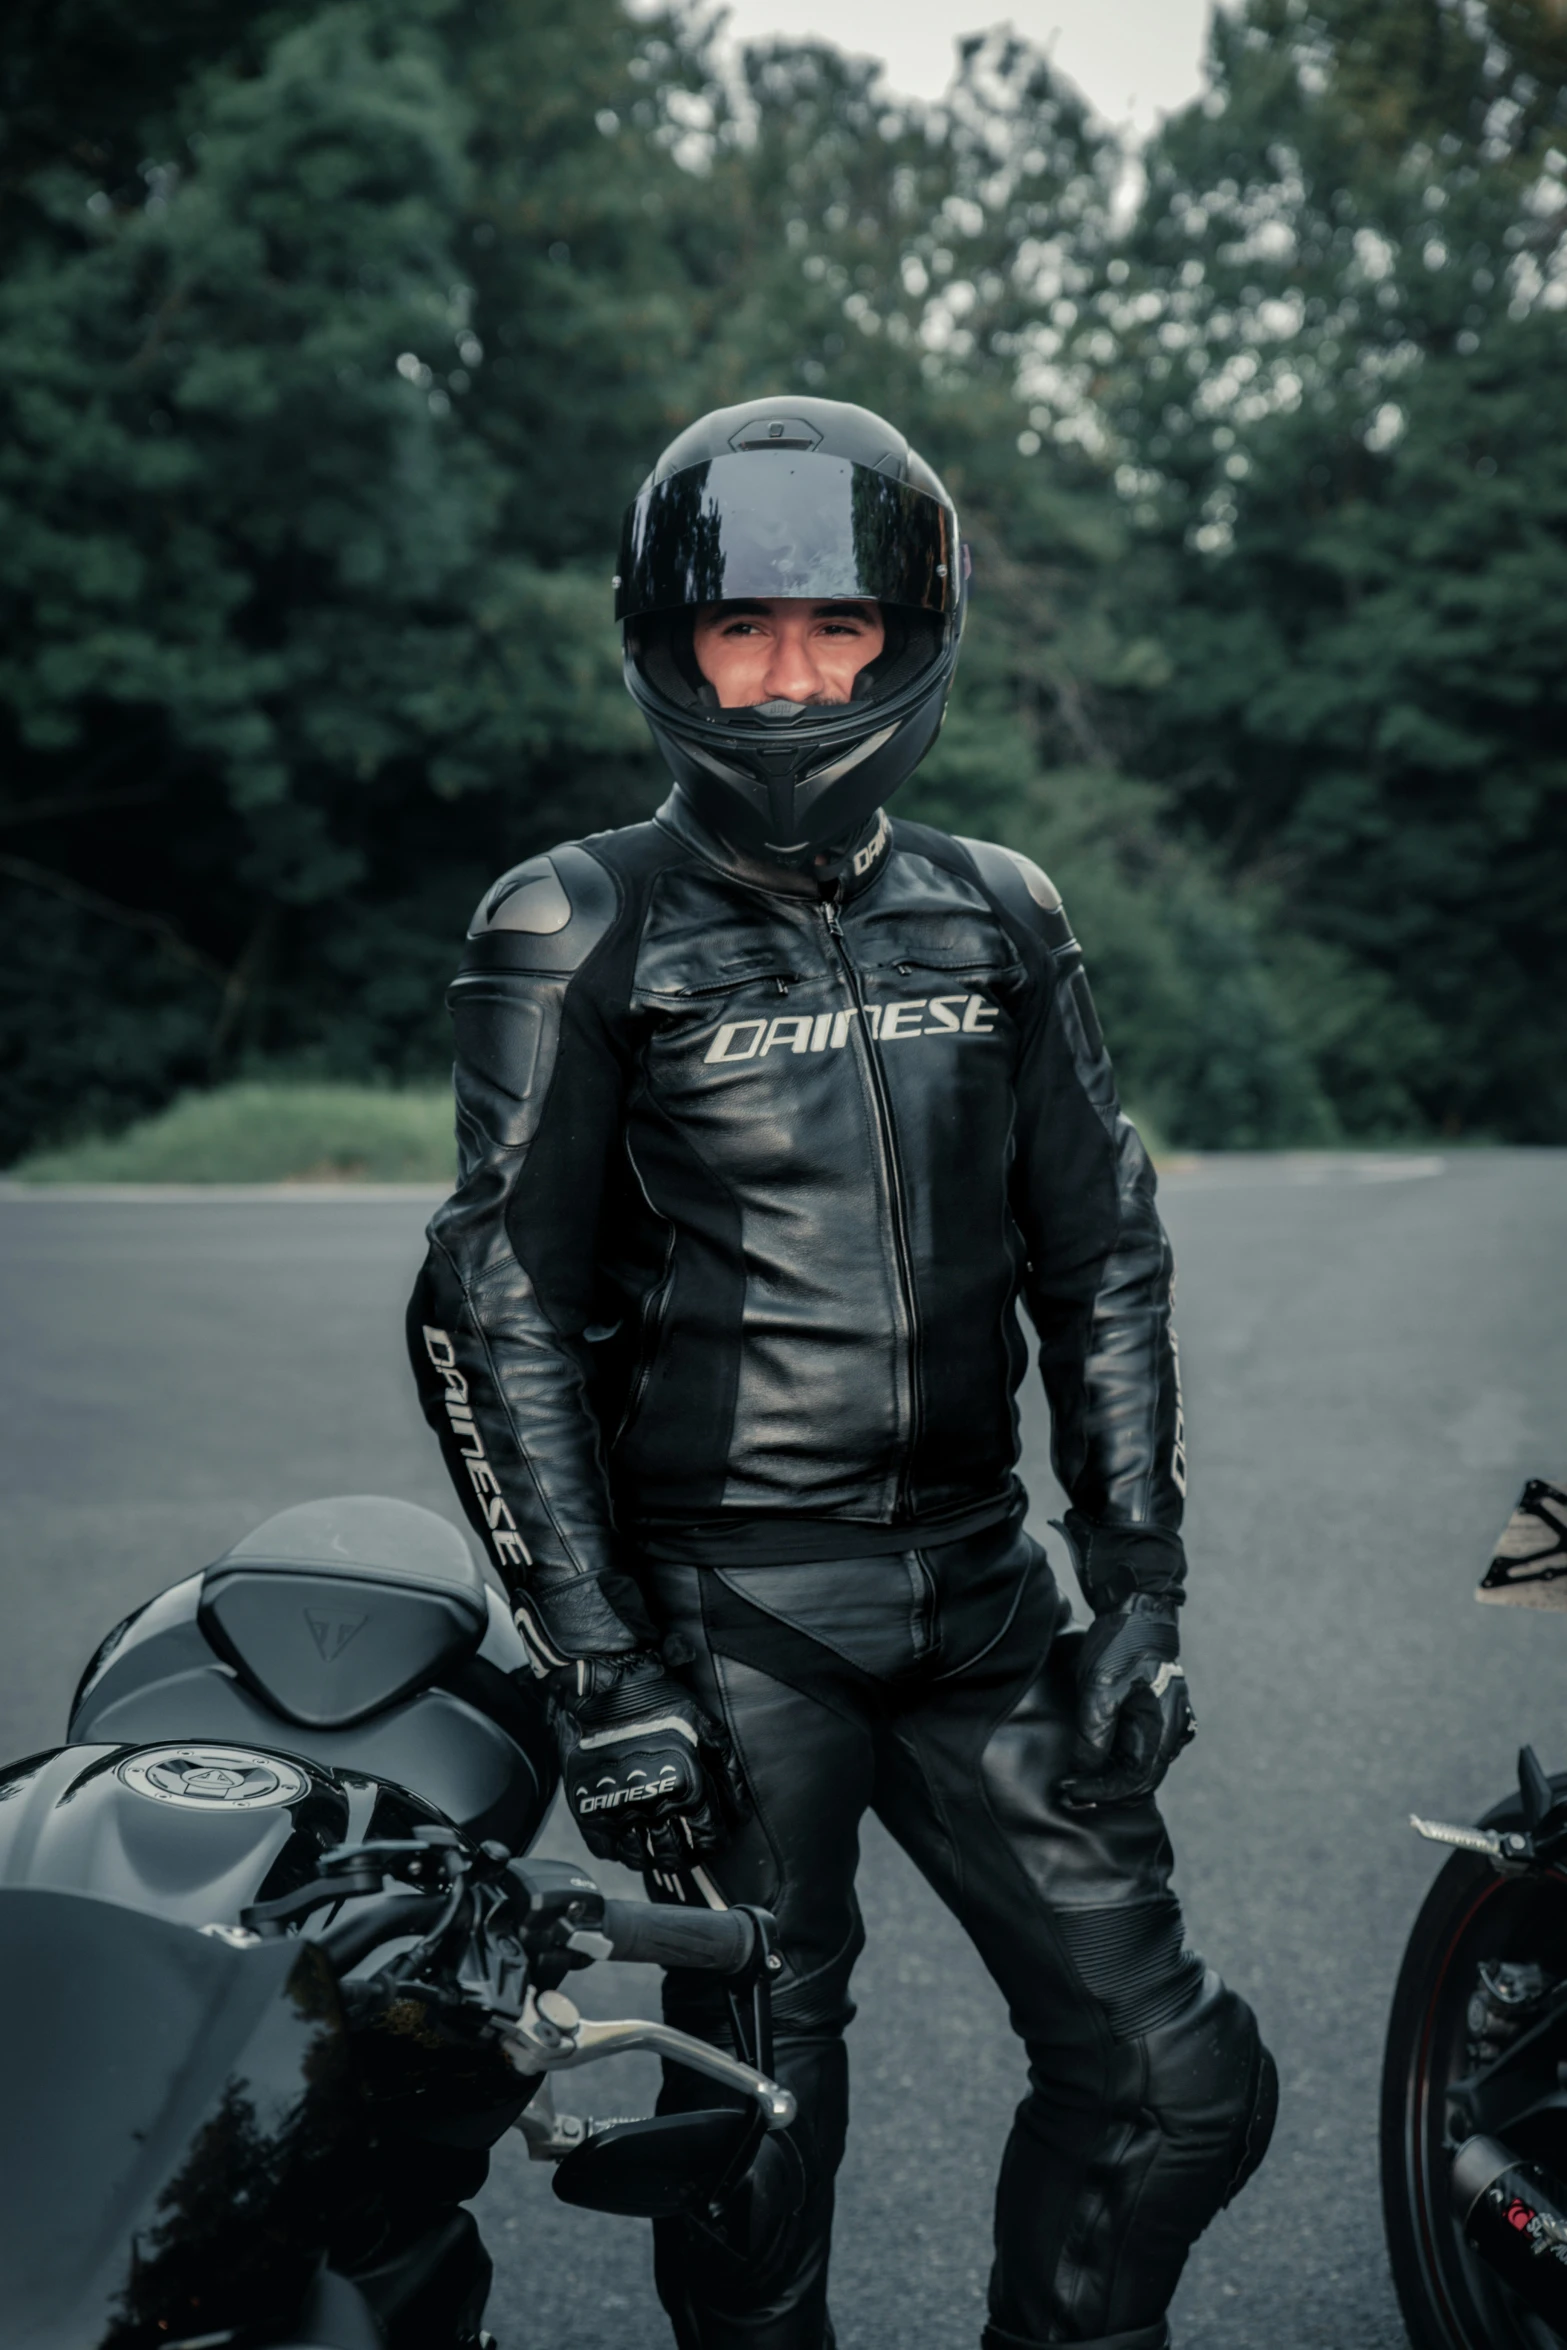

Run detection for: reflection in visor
[[616, 455, 955, 621]]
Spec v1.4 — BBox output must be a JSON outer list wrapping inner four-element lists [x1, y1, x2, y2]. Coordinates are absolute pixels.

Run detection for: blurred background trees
[[1, 0, 1562, 1159]]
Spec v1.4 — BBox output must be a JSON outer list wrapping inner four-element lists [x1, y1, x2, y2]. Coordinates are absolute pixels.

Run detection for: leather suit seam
[[711, 1570, 899, 1687], [926, 1550, 1033, 1683], [1115, 1145, 1161, 1520], [571, 840, 630, 965], [945, 839, 1054, 992], [606, 1098, 679, 1452], [1071, 2044, 1162, 2332], [703, 1633, 866, 2014], [609, 1219, 675, 1453], [878, 1557, 1047, 1930], [1096, 1171, 1163, 1526], [706, 1645, 786, 1900], [990, 1825, 1122, 2096], [880, 1715, 964, 1910], [964, 1827, 1114, 2080], [965, 1581, 1121, 2084], [1056, 2108, 1143, 2336], [908, 1549, 937, 1661], [633, 1063, 745, 1223], [767, 1911, 865, 2018], [615, 1071, 747, 1475], [1097, 2043, 1175, 2318]]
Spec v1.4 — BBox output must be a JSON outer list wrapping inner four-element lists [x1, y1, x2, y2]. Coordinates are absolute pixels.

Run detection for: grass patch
[[12, 1081, 455, 1185], [9, 1078, 1175, 1187]]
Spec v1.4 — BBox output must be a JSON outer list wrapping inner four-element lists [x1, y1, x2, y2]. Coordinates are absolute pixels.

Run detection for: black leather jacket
[[407, 795, 1187, 1661]]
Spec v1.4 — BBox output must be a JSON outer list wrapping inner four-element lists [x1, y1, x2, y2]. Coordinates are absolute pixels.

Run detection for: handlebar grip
[[598, 1899, 759, 1976]]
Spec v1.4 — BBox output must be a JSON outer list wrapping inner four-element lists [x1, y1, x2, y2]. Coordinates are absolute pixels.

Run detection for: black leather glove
[[551, 1652, 748, 1872], [1058, 1593, 1196, 1810]]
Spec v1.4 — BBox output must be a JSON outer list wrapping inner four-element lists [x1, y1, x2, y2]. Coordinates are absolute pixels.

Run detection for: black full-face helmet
[[616, 395, 966, 868]]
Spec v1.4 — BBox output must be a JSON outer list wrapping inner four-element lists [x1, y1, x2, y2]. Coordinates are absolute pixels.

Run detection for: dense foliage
[[2, 0, 1562, 1157]]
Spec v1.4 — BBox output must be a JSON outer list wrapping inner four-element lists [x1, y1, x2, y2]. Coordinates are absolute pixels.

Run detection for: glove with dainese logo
[[1057, 1595, 1196, 1809], [550, 1653, 747, 1872], [1055, 1511, 1196, 1810]]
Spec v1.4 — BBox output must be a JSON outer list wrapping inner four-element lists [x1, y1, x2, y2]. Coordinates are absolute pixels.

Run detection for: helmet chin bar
[[652, 683, 950, 867], [758, 722, 902, 861]]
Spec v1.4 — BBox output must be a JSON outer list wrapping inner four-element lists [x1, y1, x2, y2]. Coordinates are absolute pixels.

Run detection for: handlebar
[[594, 1900, 760, 1976], [303, 1853, 772, 1990]]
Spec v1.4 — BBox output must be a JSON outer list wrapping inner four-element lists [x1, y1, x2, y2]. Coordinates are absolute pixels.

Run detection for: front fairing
[[0, 1743, 472, 2344], [0, 1888, 350, 2350]]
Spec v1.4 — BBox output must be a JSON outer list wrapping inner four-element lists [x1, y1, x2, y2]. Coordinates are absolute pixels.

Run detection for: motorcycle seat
[[197, 1496, 489, 1731]]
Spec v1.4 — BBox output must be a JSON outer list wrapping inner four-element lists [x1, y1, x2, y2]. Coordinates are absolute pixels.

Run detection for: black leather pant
[[644, 1522, 1273, 2350]]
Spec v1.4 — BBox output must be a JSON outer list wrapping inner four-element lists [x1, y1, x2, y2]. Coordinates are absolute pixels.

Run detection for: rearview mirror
[[1478, 1478, 1567, 1609], [552, 2109, 754, 2218]]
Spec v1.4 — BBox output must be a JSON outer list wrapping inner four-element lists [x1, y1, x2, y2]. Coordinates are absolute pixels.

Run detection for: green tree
[[0, 0, 694, 1155], [1072, 0, 1567, 1134]]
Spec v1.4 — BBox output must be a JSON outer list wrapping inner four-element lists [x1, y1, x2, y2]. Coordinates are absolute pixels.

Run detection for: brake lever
[[500, 1987, 796, 2130]]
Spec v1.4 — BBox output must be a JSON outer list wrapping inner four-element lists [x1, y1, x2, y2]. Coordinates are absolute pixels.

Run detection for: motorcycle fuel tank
[[0, 1740, 445, 1925]]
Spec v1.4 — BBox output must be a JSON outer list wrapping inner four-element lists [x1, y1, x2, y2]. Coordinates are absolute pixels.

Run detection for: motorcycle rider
[[408, 395, 1275, 2350]]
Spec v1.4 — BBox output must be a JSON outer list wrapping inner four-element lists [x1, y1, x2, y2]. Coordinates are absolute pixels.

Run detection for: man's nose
[[761, 628, 825, 703]]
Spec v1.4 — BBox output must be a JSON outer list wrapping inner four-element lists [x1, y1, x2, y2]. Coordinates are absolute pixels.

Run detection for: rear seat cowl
[[198, 1497, 488, 1732]]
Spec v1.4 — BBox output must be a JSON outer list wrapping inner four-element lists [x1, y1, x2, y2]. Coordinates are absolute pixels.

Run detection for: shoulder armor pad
[[957, 836, 1075, 957], [463, 843, 618, 974]]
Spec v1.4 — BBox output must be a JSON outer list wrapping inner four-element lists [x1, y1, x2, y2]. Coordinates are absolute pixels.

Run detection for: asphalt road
[[3, 1152, 1566, 2350]]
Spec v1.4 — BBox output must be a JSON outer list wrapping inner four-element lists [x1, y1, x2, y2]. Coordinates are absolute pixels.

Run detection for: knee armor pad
[[1140, 1968, 1276, 2215], [1050, 1898, 1275, 2210]]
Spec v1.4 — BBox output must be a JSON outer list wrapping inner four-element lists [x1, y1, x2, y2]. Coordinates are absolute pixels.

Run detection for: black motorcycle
[[1383, 1478, 1567, 2349], [0, 1495, 797, 2350]]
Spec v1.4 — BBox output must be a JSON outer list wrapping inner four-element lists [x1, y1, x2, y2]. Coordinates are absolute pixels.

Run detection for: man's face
[[692, 597, 885, 709]]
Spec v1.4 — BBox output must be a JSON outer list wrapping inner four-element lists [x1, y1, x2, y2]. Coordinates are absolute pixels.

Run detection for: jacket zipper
[[821, 898, 921, 1517]]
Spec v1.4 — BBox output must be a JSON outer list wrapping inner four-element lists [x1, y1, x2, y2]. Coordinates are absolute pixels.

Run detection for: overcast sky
[[706, 0, 1218, 134]]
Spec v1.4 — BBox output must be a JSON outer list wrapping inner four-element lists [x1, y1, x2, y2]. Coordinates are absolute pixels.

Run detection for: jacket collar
[[653, 792, 893, 903]]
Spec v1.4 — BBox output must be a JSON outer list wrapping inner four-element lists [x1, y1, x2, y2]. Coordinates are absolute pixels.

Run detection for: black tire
[[1381, 1784, 1567, 2350]]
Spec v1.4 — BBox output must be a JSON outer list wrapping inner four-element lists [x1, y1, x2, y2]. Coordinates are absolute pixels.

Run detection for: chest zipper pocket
[[679, 971, 803, 998], [638, 967, 807, 1009], [874, 954, 1025, 984]]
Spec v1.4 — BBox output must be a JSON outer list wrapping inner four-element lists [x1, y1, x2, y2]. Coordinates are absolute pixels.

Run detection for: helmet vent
[[729, 415, 824, 452]]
